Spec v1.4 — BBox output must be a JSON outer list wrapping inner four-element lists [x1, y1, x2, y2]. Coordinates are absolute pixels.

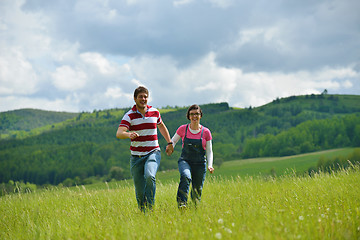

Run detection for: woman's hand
[[208, 166, 214, 174]]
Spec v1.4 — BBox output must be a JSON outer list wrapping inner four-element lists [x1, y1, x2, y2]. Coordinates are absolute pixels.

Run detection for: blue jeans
[[130, 150, 161, 211], [177, 160, 206, 206]]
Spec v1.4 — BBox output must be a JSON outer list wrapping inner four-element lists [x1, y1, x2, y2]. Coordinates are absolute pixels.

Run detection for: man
[[116, 86, 174, 211]]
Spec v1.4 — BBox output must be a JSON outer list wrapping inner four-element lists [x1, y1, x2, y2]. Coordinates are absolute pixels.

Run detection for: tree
[[214, 158, 224, 169], [63, 178, 74, 187], [109, 166, 125, 180]]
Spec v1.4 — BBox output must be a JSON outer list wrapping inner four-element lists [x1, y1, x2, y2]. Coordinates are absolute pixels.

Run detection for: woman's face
[[189, 109, 201, 123]]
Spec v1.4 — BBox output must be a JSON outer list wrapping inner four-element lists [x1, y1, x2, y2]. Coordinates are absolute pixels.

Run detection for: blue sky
[[1, 0, 359, 112]]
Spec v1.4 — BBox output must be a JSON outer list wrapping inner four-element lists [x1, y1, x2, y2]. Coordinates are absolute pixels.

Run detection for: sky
[[1, 0, 359, 113]]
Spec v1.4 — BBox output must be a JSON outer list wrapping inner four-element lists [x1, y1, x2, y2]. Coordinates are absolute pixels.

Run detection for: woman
[[169, 104, 214, 208]]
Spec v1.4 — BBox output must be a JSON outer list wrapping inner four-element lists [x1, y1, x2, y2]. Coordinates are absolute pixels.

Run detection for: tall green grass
[[1, 166, 359, 239]]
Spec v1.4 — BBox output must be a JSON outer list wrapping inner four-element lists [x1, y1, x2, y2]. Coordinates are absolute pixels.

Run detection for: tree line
[[241, 114, 360, 158]]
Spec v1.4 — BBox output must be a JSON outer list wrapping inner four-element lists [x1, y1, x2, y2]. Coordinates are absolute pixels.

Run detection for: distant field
[[213, 148, 356, 177], [86, 148, 358, 191], [153, 148, 357, 185]]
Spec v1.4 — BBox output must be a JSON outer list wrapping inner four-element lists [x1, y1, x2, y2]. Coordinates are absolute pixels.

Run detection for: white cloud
[[176, 52, 238, 102], [0, 95, 79, 112], [173, 0, 194, 7], [343, 80, 353, 88], [105, 87, 132, 100], [129, 53, 359, 108], [51, 66, 87, 91], [207, 0, 234, 9], [80, 52, 116, 75], [74, 0, 119, 23], [0, 48, 39, 95], [1, 0, 52, 58]]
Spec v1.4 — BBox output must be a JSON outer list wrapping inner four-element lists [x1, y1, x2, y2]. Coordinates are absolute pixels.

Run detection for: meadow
[[1, 149, 359, 239], [154, 148, 356, 185]]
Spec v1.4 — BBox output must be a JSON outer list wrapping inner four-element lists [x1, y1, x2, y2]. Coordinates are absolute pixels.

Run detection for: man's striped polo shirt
[[119, 105, 162, 156]]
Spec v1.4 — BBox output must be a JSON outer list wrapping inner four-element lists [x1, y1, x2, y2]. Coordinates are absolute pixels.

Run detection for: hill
[[0, 94, 359, 186], [0, 109, 79, 139]]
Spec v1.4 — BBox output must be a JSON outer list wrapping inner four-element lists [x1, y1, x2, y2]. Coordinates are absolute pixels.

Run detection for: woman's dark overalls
[[177, 124, 207, 207]]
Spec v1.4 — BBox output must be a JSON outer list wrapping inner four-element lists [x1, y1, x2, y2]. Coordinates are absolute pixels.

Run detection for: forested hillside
[[0, 109, 79, 139], [0, 94, 359, 186]]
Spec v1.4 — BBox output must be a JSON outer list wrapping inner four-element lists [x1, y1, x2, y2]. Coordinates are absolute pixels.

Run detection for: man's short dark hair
[[134, 86, 149, 99], [186, 104, 203, 120]]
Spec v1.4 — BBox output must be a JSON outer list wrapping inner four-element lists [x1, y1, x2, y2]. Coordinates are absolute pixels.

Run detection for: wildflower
[[215, 232, 222, 239], [218, 218, 224, 224], [299, 216, 304, 221]]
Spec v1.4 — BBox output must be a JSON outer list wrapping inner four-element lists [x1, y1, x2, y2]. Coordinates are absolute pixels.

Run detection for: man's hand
[[116, 126, 139, 140], [208, 166, 214, 174], [129, 132, 139, 140], [166, 144, 174, 156]]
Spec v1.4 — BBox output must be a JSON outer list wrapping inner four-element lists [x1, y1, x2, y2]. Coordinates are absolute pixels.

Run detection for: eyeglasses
[[189, 113, 201, 116]]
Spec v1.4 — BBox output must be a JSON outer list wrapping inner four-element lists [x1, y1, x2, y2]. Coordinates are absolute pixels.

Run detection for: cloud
[[207, 0, 234, 9], [80, 52, 116, 75], [0, 95, 80, 112], [0, 48, 39, 95], [51, 66, 87, 91], [0, 0, 359, 112], [173, 0, 194, 7], [127, 53, 360, 108]]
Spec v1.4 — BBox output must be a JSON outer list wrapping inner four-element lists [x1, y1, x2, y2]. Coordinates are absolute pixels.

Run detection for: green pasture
[[213, 148, 356, 178], [154, 148, 356, 185], [1, 165, 359, 239], [71, 148, 357, 192]]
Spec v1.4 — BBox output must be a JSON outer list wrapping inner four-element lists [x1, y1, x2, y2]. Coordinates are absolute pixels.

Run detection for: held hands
[[208, 166, 214, 174], [166, 144, 174, 156]]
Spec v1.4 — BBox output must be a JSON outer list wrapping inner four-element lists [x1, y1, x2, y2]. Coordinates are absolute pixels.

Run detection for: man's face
[[134, 92, 148, 109]]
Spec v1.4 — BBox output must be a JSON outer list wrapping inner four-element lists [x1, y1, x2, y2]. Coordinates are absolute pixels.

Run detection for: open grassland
[[1, 165, 359, 239], [80, 148, 357, 191], [151, 148, 357, 185], [213, 148, 356, 178]]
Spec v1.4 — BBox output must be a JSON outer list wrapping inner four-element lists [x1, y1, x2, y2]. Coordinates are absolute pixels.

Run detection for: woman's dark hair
[[186, 104, 203, 120], [134, 86, 149, 99]]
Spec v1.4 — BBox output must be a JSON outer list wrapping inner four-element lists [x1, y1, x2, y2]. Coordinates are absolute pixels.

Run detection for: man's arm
[[157, 122, 172, 143], [116, 126, 139, 140], [158, 122, 174, 155]]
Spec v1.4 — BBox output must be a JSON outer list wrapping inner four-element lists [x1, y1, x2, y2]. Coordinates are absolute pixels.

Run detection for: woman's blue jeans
[[130, 150, 161, 211], [177, 160, 206, 206]]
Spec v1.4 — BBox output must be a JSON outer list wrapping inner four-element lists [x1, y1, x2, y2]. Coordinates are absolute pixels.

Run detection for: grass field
[[1, 166, 359, 239], [153, 148, 356, 185], [1, 148, 359, 239]]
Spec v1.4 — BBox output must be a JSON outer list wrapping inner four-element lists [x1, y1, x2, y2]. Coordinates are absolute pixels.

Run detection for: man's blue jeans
[[177, 160, 206, 206], [130, 150, 161, 211]]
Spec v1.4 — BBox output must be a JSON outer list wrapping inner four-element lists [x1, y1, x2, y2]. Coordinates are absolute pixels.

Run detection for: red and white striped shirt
[[119, 105, 162, 156]]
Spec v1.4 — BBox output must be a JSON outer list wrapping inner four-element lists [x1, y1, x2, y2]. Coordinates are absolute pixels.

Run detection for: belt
[[131, 149, 159, 158]]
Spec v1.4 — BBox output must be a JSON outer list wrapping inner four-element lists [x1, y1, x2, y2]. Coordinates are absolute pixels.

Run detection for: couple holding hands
[[116, 86, 214, 211]]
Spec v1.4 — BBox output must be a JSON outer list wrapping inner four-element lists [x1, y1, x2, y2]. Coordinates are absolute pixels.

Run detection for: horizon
[[1, 92, 358, 114]]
